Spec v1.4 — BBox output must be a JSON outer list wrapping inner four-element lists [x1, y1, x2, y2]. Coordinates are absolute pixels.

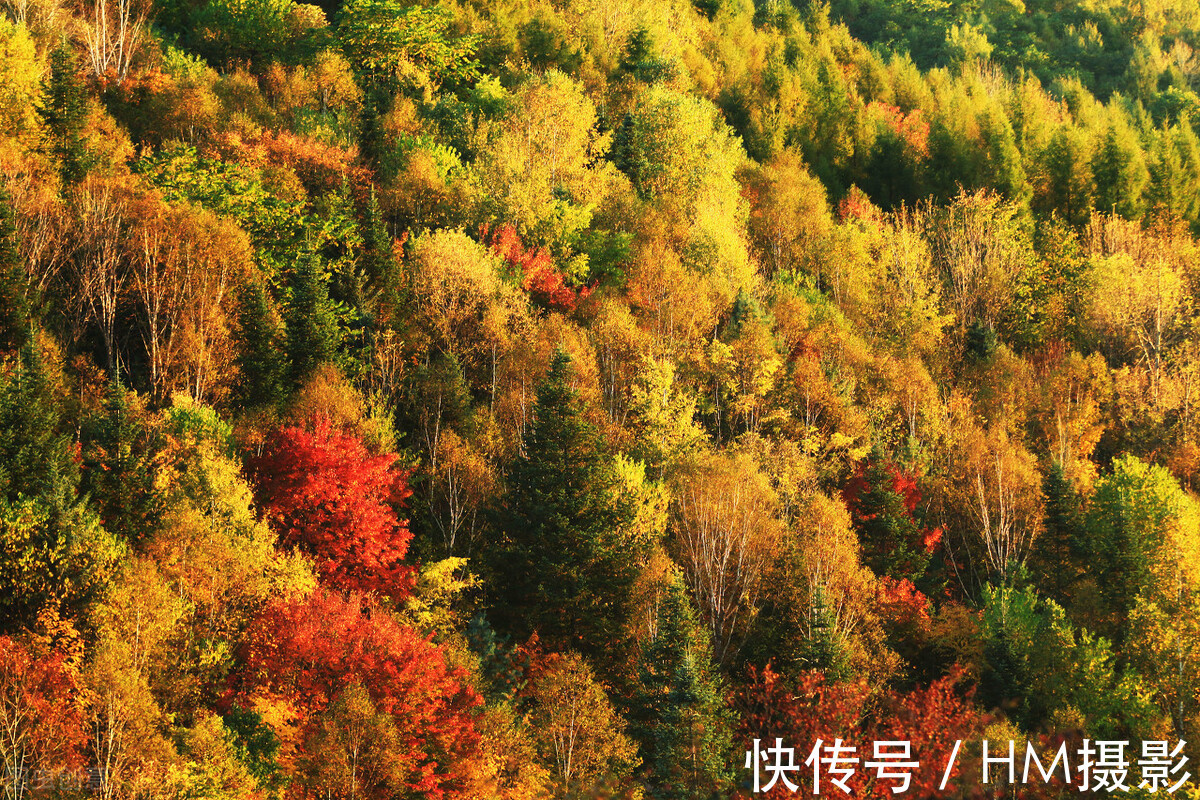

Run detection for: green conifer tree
[[285, 256, 341, 385], [1027, 462, 1085, 606], [359, 186, 396, 291], [1147, 123, 1200, 225], [234, 281, 289, 409], [490, 349, 644, 656], [81, 375, 164, 544], [1092, 123, 1149, 220], [0, 337, 77, 506], [799, 584, 850, 680], [1041, 127, 1093, 227], [0, 188, 31, 351], [39, 44, 90, 187], [0, 337, 121, 629], [849, 447, 933, 587], [629, 571, 732, 800]]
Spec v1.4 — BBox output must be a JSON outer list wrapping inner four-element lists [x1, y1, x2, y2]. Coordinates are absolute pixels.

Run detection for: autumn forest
[[4, 0, 1200, 794]]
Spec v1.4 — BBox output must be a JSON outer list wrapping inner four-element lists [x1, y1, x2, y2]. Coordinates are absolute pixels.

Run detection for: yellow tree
[[529, 652, 639, 797], [1031, 349, 1112, 487], [742, 149, 831, 277], [1092, 457, 1200, 737], [478, 69, 615, 249], [790, 490, 896, 683], [1086, 215, 1190, 402], [932, 396, 1044, 588], [407, 229, 527, 394], [86, 558, 183, 800], [924, 189, 1031, 332], [670, 449, 783, 665]]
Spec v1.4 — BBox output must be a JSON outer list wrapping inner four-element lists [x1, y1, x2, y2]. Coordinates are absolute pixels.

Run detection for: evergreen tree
[[1092, 123, 1149, 220], [285, 256, 341, 385], [1041, 127, 1093, 227], [489, 349, 644, 656], [0, 337, 77, 508], [233, 281, 288, 409], [39, 44, 90, 187], [0, 337, 121, 629], [1027, 462, 1085, 606], [629, 571, 731, 800], [1147, 123, 1200, 225], [617, 27, 676, 84], [81, 375, 164, 544], [359, 186, 396, 294], [845, 447, 934, 588], [979, 622, 1029, 723], [358, 91, 387, 170], [399, 350, 473, 459], [464, 614, 531, 703], [0, 188, 31, 351], [965, 319, 998, 361], [798, 584, 850, 680]]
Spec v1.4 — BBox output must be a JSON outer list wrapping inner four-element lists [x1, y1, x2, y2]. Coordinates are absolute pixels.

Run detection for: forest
[[5, 0, 1200, 792]]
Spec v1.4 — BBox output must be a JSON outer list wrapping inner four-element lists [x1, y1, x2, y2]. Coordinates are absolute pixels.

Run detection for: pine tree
[[399, 350, 472, 462], [464, 614, 530, 702], [1041, 127, 1093, 227], [359, 186, 396, 293], [285, 257, 341, 385], [358, 91, 387, 170], [629, 571, 731, 800], [39, 44, 90, 187], [0, 337, 77, 508], [81, 375, 164, 544], [845, 447, 934, 587], [1027, 462, 1084, 606], [1092, 123, 1148, 220], [0, 337, 120, 630], [799, 584, 850, 680], [490, 349, 643, 656], [353, 185, 399, 353], [965, 319, 998, 361], [233, 281, 288, 409], [1147, 123, 1200, 225], [0, 188, 31, 351], [980, 622, 1029, 723]]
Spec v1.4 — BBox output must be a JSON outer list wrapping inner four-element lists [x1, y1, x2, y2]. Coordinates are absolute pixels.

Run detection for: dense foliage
[[5, 0, 1200, 794]]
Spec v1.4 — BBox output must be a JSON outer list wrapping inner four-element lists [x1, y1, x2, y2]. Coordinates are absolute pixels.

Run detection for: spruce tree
[[81, 375, 164, 544], [1092, 123, 1148, 220], [358, 91, 387, 170], [285, 256, 341, 385], [1042, 127, 1093, 227], [1027, 462, 1084, 606], [0, 188, 31, 350], [629, 572, 731, 800], [0, 337, 120, 630], [233, 280, 288, 409], [848, 447, 933, 587], [798, 584, 850, 680], [1147, 123, 1200, 225], [359, 186, 396, 293], [490, 349, 643, 656], [0, 337, 77, 506], [39, 44, 90, 187], [980, 624, 1029, 724]]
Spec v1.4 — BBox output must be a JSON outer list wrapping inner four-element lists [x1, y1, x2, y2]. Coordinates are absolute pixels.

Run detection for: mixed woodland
[[8, 0, 1200, 794]]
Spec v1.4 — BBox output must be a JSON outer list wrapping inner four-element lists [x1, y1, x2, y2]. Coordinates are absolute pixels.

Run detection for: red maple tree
[[734, 665, 986, 798], [237, 588, 483, 798], [0, 636, 88, 790], [483, 223, 591, 312], [251, 415, 415, 600]]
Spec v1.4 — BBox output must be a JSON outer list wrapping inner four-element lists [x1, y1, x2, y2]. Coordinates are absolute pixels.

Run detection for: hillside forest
[[7, 0, 1200, 794]]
